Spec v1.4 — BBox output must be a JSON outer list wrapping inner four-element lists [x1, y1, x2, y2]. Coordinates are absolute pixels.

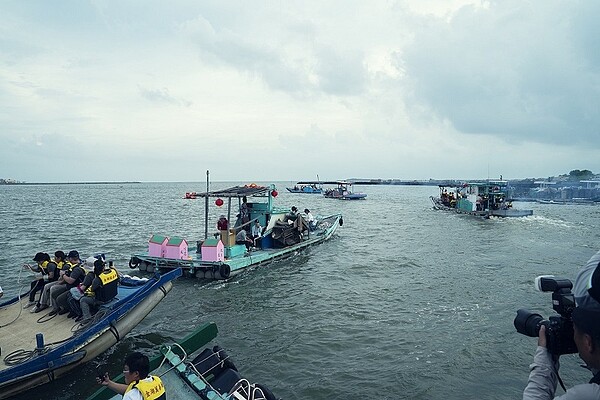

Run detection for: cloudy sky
[[1, 0, 598, 182]]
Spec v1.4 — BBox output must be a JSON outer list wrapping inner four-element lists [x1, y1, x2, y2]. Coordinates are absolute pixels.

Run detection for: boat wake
[[503, 214, 573, 228]]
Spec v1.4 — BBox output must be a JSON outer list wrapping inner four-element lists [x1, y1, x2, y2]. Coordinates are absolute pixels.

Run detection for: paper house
[[201, 238, 224, 262], [148, 234, 168, 257], [164, 237, 188, 259]]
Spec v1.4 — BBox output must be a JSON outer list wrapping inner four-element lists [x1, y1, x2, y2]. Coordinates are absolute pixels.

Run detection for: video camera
[[514, 275, 577, 356]]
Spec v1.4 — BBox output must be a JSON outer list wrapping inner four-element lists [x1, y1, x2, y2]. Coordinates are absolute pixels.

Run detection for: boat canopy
[[194, 185, 270, 199]]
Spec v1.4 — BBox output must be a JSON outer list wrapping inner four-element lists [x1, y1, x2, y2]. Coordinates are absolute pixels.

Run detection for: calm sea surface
[[2, 182, 600, 400]]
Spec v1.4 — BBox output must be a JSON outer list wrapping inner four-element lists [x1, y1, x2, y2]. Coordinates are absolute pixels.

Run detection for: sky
[[0, 0, 599, 182]]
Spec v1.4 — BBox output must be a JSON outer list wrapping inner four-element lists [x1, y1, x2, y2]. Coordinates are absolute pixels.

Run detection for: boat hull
[[286, 188, 322, 194], [0, 270, 179, 399], [431, 197, 533, 218], [130, 214, 343, 279]]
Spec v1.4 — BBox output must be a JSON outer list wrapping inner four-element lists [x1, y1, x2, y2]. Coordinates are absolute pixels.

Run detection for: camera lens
[[514, 309, 544, 337]]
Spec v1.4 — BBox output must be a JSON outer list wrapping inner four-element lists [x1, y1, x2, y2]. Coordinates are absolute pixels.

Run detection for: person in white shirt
[[250, 219, 263, 248], [304, 209, 316, 231]]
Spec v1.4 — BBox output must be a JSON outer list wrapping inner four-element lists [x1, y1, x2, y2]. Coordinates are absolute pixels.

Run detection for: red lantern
[[271, 190, 278, 197], [215, 198, 224, 207]]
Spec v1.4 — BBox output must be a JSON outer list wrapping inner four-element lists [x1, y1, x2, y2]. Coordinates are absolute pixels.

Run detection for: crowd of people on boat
[[214, 201, 318, 253], [19, 249, 120, 324], [439, 188, 513, 211]]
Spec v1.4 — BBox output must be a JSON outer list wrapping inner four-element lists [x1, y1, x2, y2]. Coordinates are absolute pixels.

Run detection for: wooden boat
[[286, 183, 323, 194], [430, 181, 533, 218], [323, 181, 367, 200], [128, 183, 343, 280], [86, 322, 279, 400], [0, 268, 181, 399]]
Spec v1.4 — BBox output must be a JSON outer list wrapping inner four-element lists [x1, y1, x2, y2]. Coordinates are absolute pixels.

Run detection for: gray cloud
[[139, 86, 192, 107], [401, 1, 600, 147]]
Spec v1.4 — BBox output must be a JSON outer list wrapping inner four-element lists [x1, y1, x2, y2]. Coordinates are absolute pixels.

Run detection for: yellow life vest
[[125, 376, 166, 400], [39, 260, 49, 275], [55, 260, 65, 271], [87, 268, 119, 302]]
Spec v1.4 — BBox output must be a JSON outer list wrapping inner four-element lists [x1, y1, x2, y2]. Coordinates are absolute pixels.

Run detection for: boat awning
[[195, 185, 270, 198]]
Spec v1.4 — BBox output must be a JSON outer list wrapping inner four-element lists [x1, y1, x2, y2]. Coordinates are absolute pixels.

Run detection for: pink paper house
[[201, 238, 224, 262], [148, 234, 168, 257], [164, 237, 188, 259]]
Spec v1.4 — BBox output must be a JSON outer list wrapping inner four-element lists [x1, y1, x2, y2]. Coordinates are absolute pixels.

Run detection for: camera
[[514, 275, 577, 355]]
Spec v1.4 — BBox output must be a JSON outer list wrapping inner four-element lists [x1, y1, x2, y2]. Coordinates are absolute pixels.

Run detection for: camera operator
[[523, 250, 600, 399]]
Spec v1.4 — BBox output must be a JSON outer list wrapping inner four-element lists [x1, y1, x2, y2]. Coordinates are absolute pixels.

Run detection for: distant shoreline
[[0, 181, 142, 185]]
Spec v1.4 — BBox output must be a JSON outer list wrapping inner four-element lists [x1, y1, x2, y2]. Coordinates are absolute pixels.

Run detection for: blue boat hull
[[0, 269, 181, 399]]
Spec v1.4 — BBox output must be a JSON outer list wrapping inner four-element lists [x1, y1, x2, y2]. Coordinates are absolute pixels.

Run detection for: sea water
[[1, 182, 600, 400]]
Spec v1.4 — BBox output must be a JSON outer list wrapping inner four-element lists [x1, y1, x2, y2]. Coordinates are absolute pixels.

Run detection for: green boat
[[430, 181, 533, 218], [86, 322, 279, 400], [129, 184, 343, 279]]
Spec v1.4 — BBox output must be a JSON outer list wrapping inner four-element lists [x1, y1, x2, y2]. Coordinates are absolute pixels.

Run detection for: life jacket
[[43, 261, 58, 282], [93, 268, 119, 302], [64, 262, 85, 289], [38, 260, 50, 275], [125, 376, 166, 400]]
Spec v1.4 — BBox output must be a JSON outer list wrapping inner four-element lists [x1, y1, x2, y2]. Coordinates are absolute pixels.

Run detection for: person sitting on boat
[[31, 250, 65, 313], [217, 214, 229, 231], [303, 209, 316, 231], [235, 228, 253, 250], [285, 206, 299, 224], [79, 258, 119, 324], [250, 219, 263, 249], [97, 351, 166, 400], [22, 252, 57, 308], [66, 264, 98, 320], [49, 250, 86, 316]]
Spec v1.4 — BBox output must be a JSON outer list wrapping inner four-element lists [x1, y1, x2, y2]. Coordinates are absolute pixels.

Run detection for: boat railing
[[157, 343, 189, 376]]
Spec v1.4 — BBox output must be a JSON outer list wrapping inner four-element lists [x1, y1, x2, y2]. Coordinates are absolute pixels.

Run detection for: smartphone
[[96, 364, 107, 381]]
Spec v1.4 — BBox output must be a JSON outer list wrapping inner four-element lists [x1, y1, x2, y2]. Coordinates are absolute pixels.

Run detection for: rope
[[0, 265, 30, 328], [3, 347, 49, 366]]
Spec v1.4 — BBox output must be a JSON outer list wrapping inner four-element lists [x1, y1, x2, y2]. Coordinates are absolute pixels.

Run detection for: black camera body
[[514, 276, 577, 356]]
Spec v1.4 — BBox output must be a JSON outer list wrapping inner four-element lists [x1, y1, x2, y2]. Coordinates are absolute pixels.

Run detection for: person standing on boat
[[523, 250, 600, 399], [240, 196, 250, 228], [97, 351, 166, 400]]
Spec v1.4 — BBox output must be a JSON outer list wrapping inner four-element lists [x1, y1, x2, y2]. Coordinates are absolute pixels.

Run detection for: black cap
[[67, 250, 80, 259], [93, 258, 105, 271], [33, 252, 47, 262], [572, 307, 600, 336]]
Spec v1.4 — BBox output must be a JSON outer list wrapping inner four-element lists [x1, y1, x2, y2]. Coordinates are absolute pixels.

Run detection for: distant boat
[[323, 181, 367, 200], [430, 181, 533, 218], [286, 183, 323, 194], [129, 183, 343, 280], [0, 269, 181, 399], [86, 322, 280, 400]]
